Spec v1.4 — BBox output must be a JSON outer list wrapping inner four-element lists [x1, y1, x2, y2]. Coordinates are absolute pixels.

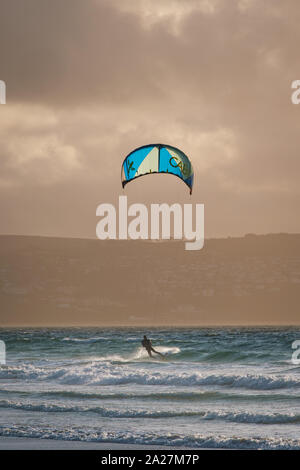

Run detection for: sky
[[0, 0, 299, 239]]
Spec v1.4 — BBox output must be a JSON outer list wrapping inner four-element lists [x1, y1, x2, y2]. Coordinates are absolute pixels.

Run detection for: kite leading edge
[[121, 144, 194, 194]]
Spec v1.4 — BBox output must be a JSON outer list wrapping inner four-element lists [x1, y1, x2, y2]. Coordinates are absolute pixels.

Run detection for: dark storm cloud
[[0, 0, 170, 105], [0, 0, 300, 237]]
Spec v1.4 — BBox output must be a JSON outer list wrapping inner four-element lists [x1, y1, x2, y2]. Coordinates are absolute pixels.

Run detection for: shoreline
[[0, 437, 207, 450]]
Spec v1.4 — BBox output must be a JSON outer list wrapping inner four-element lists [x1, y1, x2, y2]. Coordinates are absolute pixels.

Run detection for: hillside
[[0, 234, 300, 326]]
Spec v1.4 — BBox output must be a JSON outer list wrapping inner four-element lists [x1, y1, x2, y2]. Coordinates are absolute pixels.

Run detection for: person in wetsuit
[[141, 335, 164, 358]]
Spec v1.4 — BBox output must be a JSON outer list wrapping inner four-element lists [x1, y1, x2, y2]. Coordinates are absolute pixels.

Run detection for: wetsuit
[[141, 337, 163, 358]]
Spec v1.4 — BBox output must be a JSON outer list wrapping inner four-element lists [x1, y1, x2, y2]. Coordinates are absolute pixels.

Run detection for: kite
[[121, 144, 194, 194]]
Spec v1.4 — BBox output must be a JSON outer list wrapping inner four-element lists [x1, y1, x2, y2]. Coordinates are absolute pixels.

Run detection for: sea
[[0, 327, 300, 449]]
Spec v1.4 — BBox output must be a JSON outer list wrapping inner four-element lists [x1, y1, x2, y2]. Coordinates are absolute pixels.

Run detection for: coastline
[[0, 437, 204, 450]]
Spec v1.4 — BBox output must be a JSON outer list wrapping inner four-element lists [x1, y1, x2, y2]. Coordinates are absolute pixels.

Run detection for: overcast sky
[[0, 0, 299, 238]]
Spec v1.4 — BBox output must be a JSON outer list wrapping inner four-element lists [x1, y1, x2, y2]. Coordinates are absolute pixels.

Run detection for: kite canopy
[[121, 144, 194, 194]]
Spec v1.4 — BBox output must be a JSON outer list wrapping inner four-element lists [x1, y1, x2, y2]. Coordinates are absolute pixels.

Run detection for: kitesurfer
[[141, 335, 164, 358]]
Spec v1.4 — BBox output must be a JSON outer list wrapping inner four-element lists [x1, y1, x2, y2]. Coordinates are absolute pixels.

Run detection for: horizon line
[[1, 232, 300, 242]]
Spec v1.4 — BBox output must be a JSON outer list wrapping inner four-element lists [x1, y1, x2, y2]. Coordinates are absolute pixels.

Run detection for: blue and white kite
[[121, 144, 194, 194]]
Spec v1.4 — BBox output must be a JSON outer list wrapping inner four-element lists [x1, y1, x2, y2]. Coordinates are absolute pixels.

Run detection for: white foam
[[62, 337, 108, 343], [94, 346, 180, 363], [0, 425, 300, 449], [1, 362, 300, 390], [0, 400, 299, 424]]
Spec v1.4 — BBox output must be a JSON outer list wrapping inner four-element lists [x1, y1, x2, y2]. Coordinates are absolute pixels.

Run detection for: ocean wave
[[62, 337, 109, 343], [0, 399, 299, 424], [1, 363, 300, 390], [95, 346, 180, 363], [0, 425, 299, 449], [202, 410, 300, 424], [0, 399, 198, 418], [1, 388, 299, 403]]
